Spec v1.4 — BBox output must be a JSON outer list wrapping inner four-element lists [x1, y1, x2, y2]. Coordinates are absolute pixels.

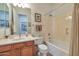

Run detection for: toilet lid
[[38, 44, 47, 50]]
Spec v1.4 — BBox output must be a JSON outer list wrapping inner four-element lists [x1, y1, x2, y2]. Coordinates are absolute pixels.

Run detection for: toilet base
[[38, 52, 47, 56]]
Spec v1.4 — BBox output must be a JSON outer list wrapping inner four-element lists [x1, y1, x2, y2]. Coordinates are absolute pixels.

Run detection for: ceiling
[[27, 3, 73, 15], [28, 3, 63, 14]]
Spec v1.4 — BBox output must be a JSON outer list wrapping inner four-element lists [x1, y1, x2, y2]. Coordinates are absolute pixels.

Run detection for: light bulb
[[18, 3, 22, 7], [66, 16, 72, 20], [68, 16, 72, 19], [12, 3, 30, 8], [13, 3, 18, 6]]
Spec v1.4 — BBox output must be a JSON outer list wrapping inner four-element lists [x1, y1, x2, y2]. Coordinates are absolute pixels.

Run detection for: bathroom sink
[[11, 39, 20, 41]]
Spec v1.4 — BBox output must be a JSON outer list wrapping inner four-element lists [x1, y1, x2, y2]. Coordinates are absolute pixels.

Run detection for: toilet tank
[[34, 37, 44, 45]]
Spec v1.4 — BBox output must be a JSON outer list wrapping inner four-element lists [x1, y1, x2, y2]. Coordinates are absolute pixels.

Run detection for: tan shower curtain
[[69, 3, 79, 56]]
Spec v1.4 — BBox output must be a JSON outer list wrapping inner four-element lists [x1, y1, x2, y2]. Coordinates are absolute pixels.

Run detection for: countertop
[[0, 36, 39, 46]]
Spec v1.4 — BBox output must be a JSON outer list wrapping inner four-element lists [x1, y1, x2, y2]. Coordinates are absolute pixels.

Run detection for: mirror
[[0, 3, 31, 39], [0, 3, 10, 39], [12, 5, 31, 38]]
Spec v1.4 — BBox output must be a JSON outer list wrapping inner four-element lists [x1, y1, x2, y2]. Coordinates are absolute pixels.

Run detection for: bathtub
[[46, 42, 69, 56]]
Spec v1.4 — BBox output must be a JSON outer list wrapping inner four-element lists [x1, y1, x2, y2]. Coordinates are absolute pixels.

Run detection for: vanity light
[[18, 3, 22, 7], [22, 3, 30, 8], [13, 3, 18, 6], [68, 16, 72, 19], [12, 3, 30, 8]]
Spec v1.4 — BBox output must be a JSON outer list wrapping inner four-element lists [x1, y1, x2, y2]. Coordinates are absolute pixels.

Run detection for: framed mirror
[[0, 3, 10, 39], [12, 5, 31, 38]]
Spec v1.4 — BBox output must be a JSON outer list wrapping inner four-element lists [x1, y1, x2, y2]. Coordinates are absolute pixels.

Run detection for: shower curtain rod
[[44, 3, 65, 15]]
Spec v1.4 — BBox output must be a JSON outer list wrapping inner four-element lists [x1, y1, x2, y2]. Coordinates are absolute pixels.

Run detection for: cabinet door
[[10, 49, 20, 56], [0, 51, 11, 56], [0, 45, 11, 52], [21, 46, 33, 56]]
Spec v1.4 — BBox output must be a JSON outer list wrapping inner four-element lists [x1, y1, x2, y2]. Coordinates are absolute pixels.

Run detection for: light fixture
[[13, 3, 18, 6], [12, 3, 30, 8], [66, 16, 72, 20], [18, 3, 22, 7], [68, 16, 72, 19]]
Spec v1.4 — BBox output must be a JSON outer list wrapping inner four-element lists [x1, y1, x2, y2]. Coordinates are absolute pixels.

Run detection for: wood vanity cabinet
[[0, 41, 36, 56], [21, 46, 33, 56], [21, 41, 35, 56]]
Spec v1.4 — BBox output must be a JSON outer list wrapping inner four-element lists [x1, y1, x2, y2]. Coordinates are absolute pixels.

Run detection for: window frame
[[0, 10, 9, 28], [18, 14, 28, 34]]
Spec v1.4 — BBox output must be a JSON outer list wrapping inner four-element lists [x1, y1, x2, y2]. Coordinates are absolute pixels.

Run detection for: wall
[[44, 4, 74, 55], [29, 3, 55, 37], [42, 15, 53, 41], [28, 4, 74, 51], [29, 3, 74, 55]]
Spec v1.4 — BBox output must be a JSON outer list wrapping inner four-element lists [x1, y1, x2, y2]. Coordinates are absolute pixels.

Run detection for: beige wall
[[42, 15, 53, 41], [29, 4, 56, 37], [43, 4, 74, 51]]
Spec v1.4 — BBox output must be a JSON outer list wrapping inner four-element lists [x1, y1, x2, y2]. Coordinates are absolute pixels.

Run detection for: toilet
[[35, 37, 48, 56]]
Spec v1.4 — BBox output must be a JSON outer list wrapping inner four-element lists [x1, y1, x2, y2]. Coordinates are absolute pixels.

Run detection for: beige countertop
[[0, 36, 39, 46]]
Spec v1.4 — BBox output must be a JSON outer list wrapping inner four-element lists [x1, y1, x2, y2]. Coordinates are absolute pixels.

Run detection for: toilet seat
[[38, 44, 47, 50]]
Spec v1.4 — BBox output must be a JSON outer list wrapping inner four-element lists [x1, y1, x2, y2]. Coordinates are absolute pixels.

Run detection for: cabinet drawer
[[0, 45, 11, 52], [12, 43, 24, 49], [24, 41, 34, 46]]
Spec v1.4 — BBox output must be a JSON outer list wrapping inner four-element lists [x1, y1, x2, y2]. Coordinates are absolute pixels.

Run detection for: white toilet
[[35, 37, 48, 56]]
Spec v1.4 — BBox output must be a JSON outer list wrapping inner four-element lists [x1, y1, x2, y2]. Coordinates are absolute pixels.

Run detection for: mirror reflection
[[0, 3, 10, 39], [0, 3, 31, 39]]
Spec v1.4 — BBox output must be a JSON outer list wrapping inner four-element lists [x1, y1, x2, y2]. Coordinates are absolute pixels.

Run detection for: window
[[0, 10, 9, 27], [18, 14, 28, 34]]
